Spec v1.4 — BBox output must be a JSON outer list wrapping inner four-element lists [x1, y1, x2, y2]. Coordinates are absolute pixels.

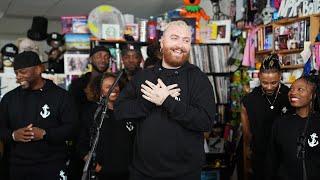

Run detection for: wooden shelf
[[90, 37, 126, 43], [196, 42, 230, 45], [281, 64, 304, 69], [275, 48, 303, 54], [90, 38, 149, 46], [274, 15, 310, 25], [256, 49, 273, 55]]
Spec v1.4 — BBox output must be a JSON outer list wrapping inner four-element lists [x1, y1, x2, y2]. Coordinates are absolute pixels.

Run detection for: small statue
[[261, 0, 275, 25]]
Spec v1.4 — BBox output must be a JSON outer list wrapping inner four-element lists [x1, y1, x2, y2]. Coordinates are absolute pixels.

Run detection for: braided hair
[[260, 54, 281, 73]]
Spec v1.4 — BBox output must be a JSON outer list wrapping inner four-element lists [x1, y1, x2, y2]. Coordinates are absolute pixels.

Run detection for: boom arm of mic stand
[[81, 106, 108, 180], [81, 70, 123, 180]]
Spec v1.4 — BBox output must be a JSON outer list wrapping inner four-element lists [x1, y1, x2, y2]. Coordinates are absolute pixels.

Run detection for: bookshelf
[[281, 64, 304, 69], [275, 48, 304, 54], [253, 13, 320, 71], [256, 49, 272, 55], [90, 38, 149, 45], [273, 15, 310, 25]]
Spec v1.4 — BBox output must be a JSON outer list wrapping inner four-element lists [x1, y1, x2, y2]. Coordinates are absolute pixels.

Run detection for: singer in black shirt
[[78, 72, 134, 180], [241, 54, 293, 180], [266, 76, 320, 180]]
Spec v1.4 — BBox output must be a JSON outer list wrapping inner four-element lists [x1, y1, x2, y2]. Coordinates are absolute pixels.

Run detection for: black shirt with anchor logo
[[266, 113, 320, 180], [0, 79, 77, 166]]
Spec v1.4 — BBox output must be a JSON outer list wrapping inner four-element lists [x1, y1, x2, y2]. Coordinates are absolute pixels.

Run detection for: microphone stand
[[81, 71, 123, 180]]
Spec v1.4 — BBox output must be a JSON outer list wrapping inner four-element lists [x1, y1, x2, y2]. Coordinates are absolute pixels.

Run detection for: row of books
[[256, 20, 310, 52], [274, 20, 309, 50], [313, 43, 320, 70], [190, 45, 230, 73], [256, 26, 273, 51]]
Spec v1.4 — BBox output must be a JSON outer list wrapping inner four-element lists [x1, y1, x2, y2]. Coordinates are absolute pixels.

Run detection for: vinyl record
[[88, 5, 125, 39]]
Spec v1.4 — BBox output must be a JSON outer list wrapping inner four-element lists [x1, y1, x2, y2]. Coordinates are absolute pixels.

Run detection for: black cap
[[90, 46, 110, 57], [121, 35, 142, 56], [13, 51, 42, 70], [1, 43, 18, 58], [120, 43, 142, 56], [47, 32, 65, 47]]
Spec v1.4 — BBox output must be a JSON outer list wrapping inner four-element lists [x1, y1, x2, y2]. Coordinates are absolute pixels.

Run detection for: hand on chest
[[140, 77, 187, 105]]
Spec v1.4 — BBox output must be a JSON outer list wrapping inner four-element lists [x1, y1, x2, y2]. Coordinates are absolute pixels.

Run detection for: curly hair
[[297, 74, 320, 113], [84, 72, 118, 102]]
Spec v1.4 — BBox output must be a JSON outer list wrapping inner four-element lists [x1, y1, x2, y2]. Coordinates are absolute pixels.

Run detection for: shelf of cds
[[189, 44, 231, 105]]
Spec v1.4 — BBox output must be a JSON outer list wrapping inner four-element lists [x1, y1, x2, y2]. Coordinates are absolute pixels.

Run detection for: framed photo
[[278, 34, 289, 50], [124, 24, 139, 41], [64, 54, 90, 75], [65, 33, 90, 50], [205, 20, 231, 44], [72, 17, 89, 33], [42, 73, 67, 90], [102, 24, 121, 40], [61, 16, 88, 34]]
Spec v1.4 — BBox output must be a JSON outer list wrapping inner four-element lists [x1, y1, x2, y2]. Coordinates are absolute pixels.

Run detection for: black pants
[[130, 168, 201, 180], [10, 161, 66, 180], [67, 155, 84, 180], [0, 157, 9, 180], [251, 154, 266, 180]]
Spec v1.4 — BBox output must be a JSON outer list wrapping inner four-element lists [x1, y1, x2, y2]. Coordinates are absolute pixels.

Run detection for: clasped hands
[[12, 124, 46, 142], [141, 79, 181, 106]]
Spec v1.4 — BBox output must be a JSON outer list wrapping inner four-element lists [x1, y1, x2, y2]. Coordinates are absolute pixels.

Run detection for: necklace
[[263, 84, 281, 110]]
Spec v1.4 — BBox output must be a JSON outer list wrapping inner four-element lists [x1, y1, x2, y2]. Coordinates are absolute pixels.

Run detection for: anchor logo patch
[[40, 104, 50, 118], [308, 133, 319, 147]]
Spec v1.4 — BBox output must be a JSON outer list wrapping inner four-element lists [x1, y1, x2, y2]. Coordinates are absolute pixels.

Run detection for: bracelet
[[12, 132, 16, 141], [42, 130, 46, 140]]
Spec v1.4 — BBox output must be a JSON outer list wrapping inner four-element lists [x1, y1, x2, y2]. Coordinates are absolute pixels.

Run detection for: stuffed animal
[[180, 0, 210, 42], [180, 0, 210, 23]]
